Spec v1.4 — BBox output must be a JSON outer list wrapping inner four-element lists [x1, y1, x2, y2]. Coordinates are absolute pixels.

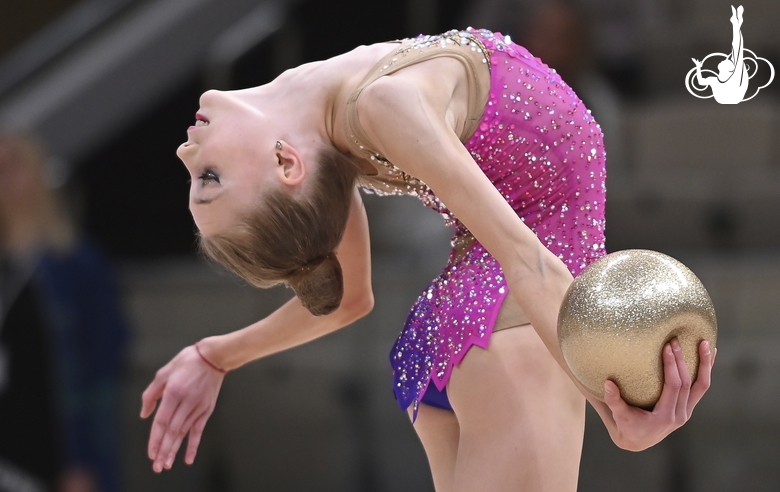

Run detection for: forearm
[[199, 187, 373, 371], [504, 245, 717, 452], [504, 244, 573, 373], [505, 246, 619, 430], [198, 293, 371, 371]]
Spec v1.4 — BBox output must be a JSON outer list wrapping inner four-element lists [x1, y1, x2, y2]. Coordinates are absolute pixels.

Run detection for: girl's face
[[177, 90, 278, 238]]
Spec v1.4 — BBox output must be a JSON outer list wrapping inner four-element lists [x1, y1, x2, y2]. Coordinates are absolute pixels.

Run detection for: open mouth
[[195, 112, 210, 127]]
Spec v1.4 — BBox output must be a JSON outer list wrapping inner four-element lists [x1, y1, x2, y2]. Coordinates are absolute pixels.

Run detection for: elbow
[[506, 243, 573, 289], [337, 289, 375, 325], [509, 242, 558, 279], [541, 248, 572, 277], [612, 436, 652, 453], [352, 290, 375, 319]]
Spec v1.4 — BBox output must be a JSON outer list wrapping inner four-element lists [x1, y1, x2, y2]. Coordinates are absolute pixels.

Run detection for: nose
[[199, 89, 223, 107]]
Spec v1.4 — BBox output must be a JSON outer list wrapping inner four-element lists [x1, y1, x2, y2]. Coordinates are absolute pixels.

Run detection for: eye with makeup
[[199, 170, 220, 184]]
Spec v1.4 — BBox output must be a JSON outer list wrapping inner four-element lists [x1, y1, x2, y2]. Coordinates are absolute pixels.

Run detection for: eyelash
[[199, 170, 220, 184]]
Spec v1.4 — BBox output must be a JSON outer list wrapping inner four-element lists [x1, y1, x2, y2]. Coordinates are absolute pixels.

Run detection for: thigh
[[448, 325, 586, 492], [408, 404, 460, 492]]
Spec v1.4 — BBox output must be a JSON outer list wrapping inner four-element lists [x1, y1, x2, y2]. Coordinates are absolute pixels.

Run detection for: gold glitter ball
[[557, 250, 717, 408]]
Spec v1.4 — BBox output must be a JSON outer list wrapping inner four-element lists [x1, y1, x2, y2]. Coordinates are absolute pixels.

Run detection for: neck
[[242, 42, 400, 155], [246, 61, 339, 150]]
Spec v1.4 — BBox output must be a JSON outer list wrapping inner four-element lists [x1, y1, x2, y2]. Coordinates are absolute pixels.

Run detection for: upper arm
[[356, 78, 589, 396], [357, 78, 550, 281], [334, 186, 374, 318]]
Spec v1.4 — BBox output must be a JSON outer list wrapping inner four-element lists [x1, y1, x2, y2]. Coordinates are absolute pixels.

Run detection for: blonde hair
[[199, 147, 360, 316]]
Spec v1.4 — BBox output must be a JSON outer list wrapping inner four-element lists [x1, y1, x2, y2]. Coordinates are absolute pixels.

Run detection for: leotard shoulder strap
[[345, 30, 491, 166]]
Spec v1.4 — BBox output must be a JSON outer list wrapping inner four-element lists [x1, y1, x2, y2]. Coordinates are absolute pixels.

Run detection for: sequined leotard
[[345, 28, 607, 416]]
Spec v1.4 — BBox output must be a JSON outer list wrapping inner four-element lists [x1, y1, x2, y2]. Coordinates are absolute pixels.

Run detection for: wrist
[[195, 339, 228, 374]]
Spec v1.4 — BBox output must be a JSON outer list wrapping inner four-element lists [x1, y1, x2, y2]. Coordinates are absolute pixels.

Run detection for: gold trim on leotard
[[344, 31, 491, 190]]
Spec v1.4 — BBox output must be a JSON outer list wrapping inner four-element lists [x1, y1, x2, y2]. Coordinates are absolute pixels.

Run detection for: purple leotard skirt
[[388, 29, 607, 417]]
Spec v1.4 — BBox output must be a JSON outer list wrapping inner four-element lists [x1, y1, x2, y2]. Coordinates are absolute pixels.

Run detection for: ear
[[275, 141, 306, 185]]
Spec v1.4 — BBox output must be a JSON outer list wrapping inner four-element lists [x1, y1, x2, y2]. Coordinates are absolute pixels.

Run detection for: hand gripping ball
[[557, 250, 717, 408]]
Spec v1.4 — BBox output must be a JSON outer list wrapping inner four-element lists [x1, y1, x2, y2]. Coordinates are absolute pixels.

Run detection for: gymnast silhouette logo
[[685, 5, 774, 104]]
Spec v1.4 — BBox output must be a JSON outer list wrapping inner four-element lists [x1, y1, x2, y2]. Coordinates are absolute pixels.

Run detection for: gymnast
[[141, 28, 715, 490], [692, 5, 748, 104]]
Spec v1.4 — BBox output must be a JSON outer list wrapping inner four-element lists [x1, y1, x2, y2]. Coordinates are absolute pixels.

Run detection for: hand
[[600, 339, 715, 452], [692, 58, 702, 67], [141, 343, 225, 472]]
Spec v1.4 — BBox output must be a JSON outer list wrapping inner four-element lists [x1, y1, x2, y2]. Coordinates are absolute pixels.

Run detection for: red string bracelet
[[195, 342, 227, 375]]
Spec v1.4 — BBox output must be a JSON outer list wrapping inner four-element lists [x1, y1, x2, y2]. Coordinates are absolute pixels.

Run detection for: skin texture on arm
[[355, 63, 714, 451], [141, 188, 373, 471]]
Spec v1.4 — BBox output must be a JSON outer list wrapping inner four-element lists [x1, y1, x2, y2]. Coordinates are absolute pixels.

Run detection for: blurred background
[[0, 0, 778, 490]]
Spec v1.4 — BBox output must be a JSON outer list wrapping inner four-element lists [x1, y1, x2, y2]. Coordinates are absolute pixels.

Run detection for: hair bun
[[289, 252, 343, 316]]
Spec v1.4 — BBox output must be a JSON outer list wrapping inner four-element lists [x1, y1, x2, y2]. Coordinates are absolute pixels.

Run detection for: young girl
[[141, 28, 714, 491]]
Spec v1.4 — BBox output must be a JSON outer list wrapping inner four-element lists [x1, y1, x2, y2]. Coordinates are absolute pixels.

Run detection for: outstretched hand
[[141, 344, 225, 472], [599, 339, 715, 452], [692, 58, 703, 68]]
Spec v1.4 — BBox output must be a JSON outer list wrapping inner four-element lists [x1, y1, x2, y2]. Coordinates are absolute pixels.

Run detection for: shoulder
[[357, 76, 423, 117], [354, 76, 431, 151], [355, 68, 460, 155], [357, 52, 465, 115], [352, 77, 472, 188]]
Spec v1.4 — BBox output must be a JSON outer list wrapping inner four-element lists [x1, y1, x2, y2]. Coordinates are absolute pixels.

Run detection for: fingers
[[185, 412, 211, 465], [687, 341, 714, 416], [142, 346, 224, 473], [653, 343, 682, 423], [603, 380, 631, 419], [671, 339, 692, 423], [141, 374, 166, 419], [143, 369, 175, 468], [148, 388, 182, 465], [156, 402, 200, 472], [599, 341, 715, 451]]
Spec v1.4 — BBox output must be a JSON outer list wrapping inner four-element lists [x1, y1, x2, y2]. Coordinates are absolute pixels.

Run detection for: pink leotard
[[346, 28, 607, 416]]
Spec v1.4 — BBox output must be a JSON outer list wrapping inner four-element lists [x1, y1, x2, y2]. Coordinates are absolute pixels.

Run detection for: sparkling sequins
[[558, 250, 716, 409], [366, 29, 607, 416], [354, 30, 491, 225]]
